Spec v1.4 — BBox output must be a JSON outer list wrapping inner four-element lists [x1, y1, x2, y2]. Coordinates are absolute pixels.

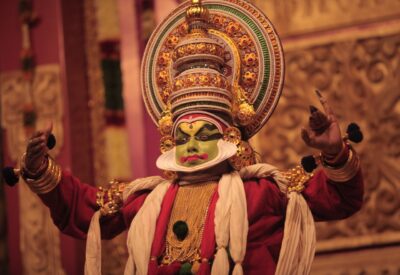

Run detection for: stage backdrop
[[1, 0, 399, 274]]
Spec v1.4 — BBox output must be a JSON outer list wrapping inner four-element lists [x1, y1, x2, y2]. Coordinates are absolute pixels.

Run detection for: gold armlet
[[23, 157, 62, 194], [281, 165, 313, 193], [322, 147, 360, 182], [96, 180, 126, 216]]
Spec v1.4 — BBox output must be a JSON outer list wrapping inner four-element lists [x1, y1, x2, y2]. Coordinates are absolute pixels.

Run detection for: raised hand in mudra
[[24, 123, 53, 176], [301, 91, 344, 158]]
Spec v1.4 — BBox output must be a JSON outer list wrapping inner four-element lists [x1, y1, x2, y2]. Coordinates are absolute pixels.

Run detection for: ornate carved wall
[[0, 65, 65, 275], [254, 30, 400, 246], [251, 0, 400, 273], [253, 0, 400, 36]]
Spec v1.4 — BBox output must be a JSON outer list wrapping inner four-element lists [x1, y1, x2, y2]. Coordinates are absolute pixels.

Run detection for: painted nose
[[186, 138, 198, 153]]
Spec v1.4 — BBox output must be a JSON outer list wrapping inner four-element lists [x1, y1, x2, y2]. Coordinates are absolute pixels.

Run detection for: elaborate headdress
[[141, 0, 285, 170]]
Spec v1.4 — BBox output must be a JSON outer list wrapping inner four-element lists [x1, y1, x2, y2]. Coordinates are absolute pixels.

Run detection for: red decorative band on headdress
[[172, 111, 230, 137]]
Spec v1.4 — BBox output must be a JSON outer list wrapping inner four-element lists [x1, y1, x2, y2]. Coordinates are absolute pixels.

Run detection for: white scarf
[[84, 164, 316, 275]]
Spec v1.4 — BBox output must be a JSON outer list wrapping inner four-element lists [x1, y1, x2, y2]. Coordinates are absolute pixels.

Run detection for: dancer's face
[[174, 120, 222, 168]]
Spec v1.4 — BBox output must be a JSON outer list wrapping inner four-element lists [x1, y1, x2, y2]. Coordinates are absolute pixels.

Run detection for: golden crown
[[158, 0, 256, 135], [142, 0, 285, 139]]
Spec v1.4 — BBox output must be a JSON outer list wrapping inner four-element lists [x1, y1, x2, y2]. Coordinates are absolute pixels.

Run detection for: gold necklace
[[162, 181, 217, 265]]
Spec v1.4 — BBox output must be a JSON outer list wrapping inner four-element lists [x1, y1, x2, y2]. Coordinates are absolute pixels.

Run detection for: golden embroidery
[[96, 180, 126, 216], [281, 165, 313, 193]]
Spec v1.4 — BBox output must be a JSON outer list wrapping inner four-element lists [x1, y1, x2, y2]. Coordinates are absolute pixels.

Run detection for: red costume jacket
[[39, 168, 363, 275]]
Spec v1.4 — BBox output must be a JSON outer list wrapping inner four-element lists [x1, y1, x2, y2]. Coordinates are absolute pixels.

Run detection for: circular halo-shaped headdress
[[141, 0, 285, 139]]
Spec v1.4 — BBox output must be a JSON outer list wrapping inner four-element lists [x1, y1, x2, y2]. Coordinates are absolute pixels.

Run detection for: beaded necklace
[[162, 181, 217, 265]]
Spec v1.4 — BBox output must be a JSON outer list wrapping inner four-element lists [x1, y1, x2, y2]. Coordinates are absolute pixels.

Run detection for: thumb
[[44, 122, 53, 138], [301, 128, 312, 146]]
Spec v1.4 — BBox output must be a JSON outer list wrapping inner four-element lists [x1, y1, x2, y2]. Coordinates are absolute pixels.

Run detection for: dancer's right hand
[[25, 123, 53, 174]]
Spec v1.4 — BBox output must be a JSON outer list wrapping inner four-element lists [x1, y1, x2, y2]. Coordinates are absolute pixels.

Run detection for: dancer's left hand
[[301, 92, 344, 157]]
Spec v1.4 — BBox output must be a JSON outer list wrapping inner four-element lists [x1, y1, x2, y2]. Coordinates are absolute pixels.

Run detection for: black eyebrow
[[194, 123, 219, 136], [176, 128, 189, 137], [203, 124, 218, 131]]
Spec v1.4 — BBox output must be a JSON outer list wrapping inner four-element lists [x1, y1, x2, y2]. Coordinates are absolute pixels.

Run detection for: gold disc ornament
[[141, 0, 285, 138]]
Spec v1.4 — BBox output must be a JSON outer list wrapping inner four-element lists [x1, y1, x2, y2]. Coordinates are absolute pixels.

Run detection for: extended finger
[[26, 146, 47, 162], [328, 114, 338, 123], [44, 122, 53, 139], [27, 136, 46, 149], [30, 131, 44, 140], [27, 142, 46, 157], [315, 90, 336, 117], [301, 128, 313, 146]]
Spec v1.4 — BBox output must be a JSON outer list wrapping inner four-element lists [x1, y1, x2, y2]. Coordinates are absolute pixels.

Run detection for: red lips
[[180, 153, 209, 163]]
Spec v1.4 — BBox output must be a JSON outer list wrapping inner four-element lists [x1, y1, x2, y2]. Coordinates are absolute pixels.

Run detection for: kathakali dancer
[[20, 0, 363, 274]]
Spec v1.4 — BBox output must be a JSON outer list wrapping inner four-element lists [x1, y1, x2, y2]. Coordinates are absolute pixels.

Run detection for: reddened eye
[[195, 134, 210, 141], [195, 133, 222, 141]]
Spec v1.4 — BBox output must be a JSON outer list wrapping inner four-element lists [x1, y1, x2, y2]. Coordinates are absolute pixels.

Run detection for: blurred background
[[0, 0, 399, 274]]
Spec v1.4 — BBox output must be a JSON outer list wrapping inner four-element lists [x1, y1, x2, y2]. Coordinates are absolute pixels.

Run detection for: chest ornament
[[161, 181, 217, 267]]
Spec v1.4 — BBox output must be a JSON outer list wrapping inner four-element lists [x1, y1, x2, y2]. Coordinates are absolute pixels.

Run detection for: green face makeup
[[175, 120, 222, 167]]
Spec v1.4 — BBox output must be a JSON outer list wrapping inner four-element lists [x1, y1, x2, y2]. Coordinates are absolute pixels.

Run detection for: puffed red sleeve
[[302, 168, 364, 221], [38, 170, 149, 240]]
